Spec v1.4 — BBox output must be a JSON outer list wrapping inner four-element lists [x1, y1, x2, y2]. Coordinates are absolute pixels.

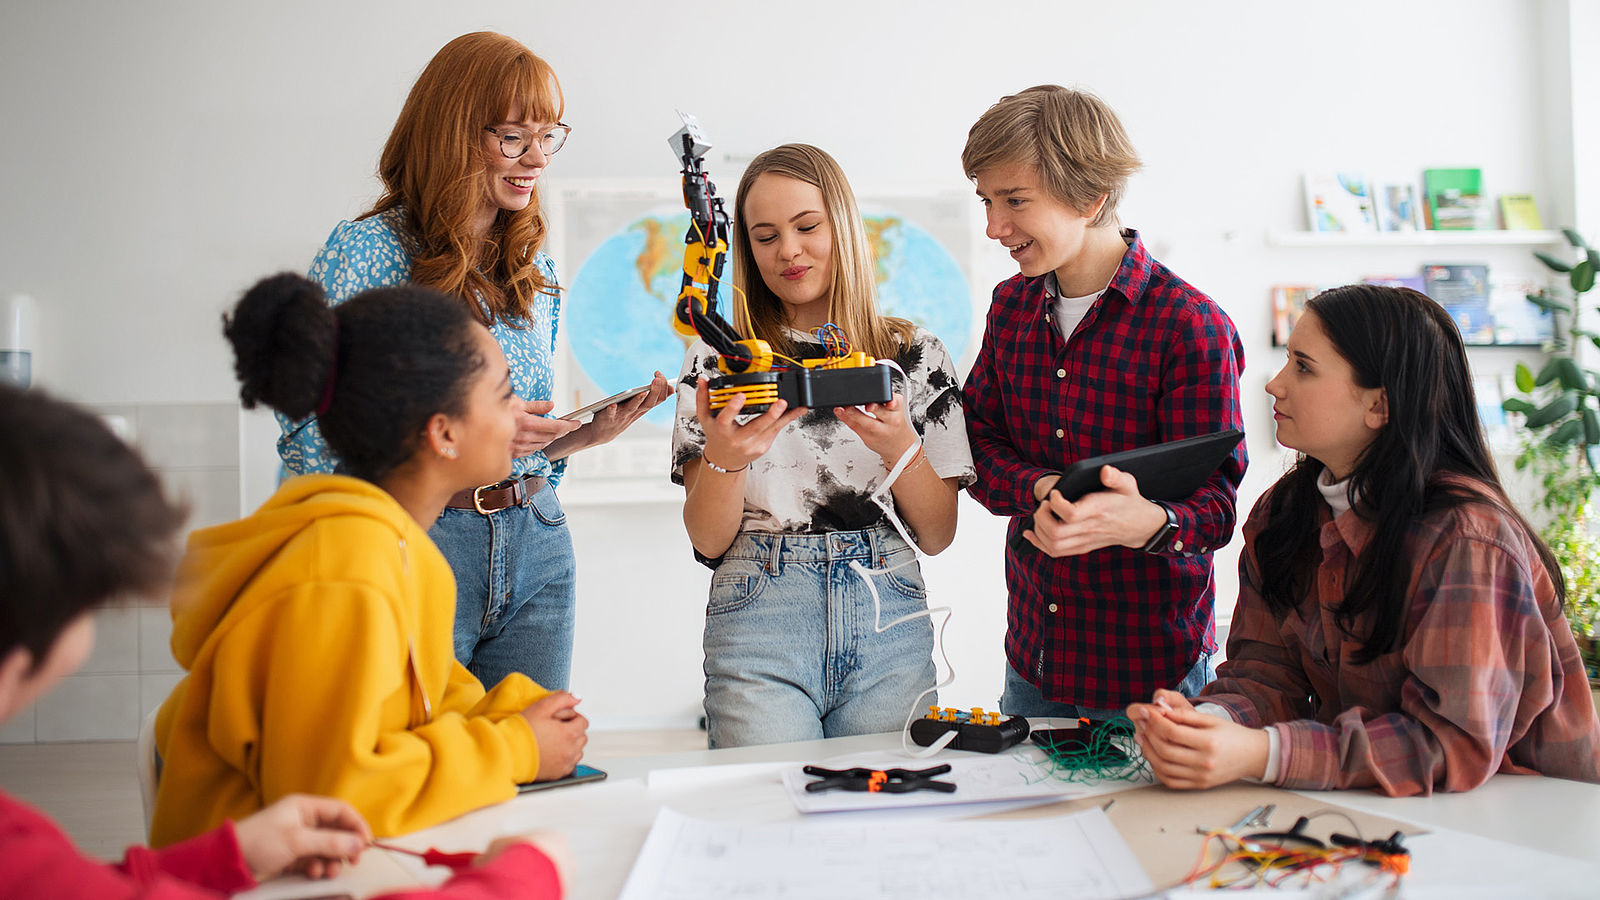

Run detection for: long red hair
[[365, 32, 564, 325]]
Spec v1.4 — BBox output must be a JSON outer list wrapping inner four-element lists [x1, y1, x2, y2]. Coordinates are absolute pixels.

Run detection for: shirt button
[[1173, 539, 1185, 552], [1056, 368, 1066, 378], [1055, 428, 1065, 438], [1048, 603, 1059, 613]]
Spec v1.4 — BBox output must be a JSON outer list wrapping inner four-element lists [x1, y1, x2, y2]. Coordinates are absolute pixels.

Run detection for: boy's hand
[[233, 794, 371, 881], [1023, 465, 1167, 557], [520, 691, 588, 781]]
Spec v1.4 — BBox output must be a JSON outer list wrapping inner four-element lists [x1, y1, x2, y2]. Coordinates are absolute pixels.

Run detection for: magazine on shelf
[[1271, 284, 1323, 346], [1303, 172, 1376, 232], [1423, 264, 1493, 344], [1487, 275, 1552, 345], [1498, 193, 1544, 230], [1374, 182, 1422, 231], [1423, 168, 1486, 230]]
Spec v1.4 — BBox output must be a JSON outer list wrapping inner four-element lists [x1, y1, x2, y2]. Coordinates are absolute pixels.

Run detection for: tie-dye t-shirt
[[670, 327, 974, 536], [278, 207, 565, 484]]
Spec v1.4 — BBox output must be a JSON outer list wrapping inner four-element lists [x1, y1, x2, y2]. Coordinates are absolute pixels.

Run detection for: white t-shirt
[[1045, 271, 1108, 342], [670, 326, 975, 537]]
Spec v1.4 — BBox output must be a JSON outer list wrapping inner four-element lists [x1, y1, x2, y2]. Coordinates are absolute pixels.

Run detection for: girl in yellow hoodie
[[151, 274, 589, 847]]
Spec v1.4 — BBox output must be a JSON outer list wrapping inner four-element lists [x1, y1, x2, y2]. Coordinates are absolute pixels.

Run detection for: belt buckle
[[471, 484, 495, 515]]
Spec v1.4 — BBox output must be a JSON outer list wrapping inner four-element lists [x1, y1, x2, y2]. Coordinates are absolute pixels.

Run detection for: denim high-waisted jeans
[[702, 522, 937, 748], [430, 480, 576, 691]]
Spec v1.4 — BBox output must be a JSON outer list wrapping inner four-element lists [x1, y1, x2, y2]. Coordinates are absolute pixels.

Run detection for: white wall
[[3, 1, 1594, 731]]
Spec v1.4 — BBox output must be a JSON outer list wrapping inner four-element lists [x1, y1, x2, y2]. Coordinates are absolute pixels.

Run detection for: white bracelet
[[702, 454, 748, 474]]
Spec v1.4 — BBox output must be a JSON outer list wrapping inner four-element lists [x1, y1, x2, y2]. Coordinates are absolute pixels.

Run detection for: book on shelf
[[1423, 264, 1494, 344], [1303, 172, 1376, 232], [1364, 273, 1427, 294], [1271, 284, 1324, 346], [1487, 275, 1552, 345], [1373, 182, 1422, 231], [1498, 193, 1544, 230], [1423, 168, 1486, 230]]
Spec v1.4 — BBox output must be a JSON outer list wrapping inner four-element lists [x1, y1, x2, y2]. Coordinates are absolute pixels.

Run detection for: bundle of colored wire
[[1031, 716, 1150, 783], [1181, 829, 1404, 892], [811, 322, 851, 356]]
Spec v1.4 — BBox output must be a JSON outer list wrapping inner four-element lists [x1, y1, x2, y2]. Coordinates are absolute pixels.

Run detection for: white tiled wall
[[0, 402, 241, 744]]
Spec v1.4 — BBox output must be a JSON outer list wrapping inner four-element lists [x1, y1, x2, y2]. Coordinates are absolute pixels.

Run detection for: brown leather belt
[[446, 474, 546, 514]]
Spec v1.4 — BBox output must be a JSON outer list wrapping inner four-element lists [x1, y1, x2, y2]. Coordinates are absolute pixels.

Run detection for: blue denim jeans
[[703, 523, 937, 748], [430, 480, 576, 691], [999, 652, 1214, 722]]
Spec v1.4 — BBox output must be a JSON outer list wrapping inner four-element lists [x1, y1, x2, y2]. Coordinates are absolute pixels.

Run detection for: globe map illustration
[[566, 206, 972, 424]]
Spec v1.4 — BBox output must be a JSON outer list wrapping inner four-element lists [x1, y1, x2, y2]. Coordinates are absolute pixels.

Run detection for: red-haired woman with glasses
[[279, 32, 670, 692]]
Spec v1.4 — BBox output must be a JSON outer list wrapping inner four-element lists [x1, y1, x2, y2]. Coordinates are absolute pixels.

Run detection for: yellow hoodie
[[150, 475, 545, 847]]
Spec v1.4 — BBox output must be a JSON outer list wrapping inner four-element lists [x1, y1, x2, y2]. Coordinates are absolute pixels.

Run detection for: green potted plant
[[1501, 228, 1600, 685]]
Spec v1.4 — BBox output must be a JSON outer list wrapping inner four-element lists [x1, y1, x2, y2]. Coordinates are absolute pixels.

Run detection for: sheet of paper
[[781, 749, 1089, 813], [618, 806, 1151, 900]]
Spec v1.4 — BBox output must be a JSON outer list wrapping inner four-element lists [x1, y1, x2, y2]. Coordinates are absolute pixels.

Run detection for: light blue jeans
[[430, 480, 576, 691], [703, 523, 937, 748], [1000, 653, 1214, 723]]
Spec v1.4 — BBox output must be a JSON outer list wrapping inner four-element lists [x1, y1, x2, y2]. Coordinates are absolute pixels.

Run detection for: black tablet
[[1050, 429, 1244, 503], [1010, 429, 1244, 552]]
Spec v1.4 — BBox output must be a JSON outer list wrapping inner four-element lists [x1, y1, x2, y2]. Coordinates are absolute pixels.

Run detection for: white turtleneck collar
[[1317, 468, 1354, 518]]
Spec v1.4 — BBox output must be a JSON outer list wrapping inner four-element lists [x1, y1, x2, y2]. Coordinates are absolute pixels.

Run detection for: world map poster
[[551, 179, 978, 441]]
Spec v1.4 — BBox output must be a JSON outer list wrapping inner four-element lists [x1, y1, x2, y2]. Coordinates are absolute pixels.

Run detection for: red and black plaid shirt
[[963, 230, 1247, 709]]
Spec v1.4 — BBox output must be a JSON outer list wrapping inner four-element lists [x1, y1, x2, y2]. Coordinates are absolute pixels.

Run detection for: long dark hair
[[223, 273, 484, 482], [1254, 284, 1563, 662]]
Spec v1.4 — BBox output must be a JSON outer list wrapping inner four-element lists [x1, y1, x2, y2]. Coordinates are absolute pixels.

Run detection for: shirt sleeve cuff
[[127, 820, 256, 892]]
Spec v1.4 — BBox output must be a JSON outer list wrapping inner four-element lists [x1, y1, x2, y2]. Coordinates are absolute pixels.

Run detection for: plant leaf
[[1527, 292, 1572, 313], [1573, 259, 1596, 294], [1557, 357, 1589, 390], [1526, 392, 1580, 427], [1590, 248, 1600, 273], [1515, 361, 1536, 392], [1536, 251, 1574, 273], [1563, 228, 1589, 249], [1547, 418, 1584, 447], [1503, 397, 1537, 414], [1536, 358, 1563, 386], [1584, 408, 1600, 445]]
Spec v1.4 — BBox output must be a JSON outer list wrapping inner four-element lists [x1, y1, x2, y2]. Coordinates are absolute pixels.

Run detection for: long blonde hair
[[731, 144, 914, 361], [365, 32, 564, 325]]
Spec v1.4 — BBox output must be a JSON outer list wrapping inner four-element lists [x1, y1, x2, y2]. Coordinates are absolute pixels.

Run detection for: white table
[[238, 728, 1600, 899]]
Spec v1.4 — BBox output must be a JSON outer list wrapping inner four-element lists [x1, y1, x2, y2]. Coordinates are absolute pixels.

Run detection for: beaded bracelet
[[702, 454, 749, 474]]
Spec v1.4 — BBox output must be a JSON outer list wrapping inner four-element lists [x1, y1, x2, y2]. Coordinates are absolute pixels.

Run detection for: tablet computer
[[1010, 429, 1244, 553], [558, 385, 651, 421], [1049, 429, 1244, 503]]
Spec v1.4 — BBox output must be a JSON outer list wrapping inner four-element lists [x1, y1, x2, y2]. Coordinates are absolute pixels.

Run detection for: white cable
[[848, 435, 959, 758]]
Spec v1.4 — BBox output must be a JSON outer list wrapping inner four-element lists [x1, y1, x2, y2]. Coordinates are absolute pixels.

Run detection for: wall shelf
[[1267, 230, 1563, 248]]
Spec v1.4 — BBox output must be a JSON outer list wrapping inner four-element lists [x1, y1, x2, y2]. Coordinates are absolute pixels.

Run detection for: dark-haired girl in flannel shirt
[[1129, 284, 1600, 795]]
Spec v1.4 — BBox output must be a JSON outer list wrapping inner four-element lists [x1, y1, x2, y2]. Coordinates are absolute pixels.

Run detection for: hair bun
[[222, 273, 337, 419]]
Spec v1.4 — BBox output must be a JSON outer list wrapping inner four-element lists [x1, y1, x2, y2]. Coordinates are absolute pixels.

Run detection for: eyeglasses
[[483, 124, 572, 159]]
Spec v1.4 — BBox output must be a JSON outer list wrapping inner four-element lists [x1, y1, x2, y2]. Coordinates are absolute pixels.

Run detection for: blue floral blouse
[[278, 207, 566, 484]]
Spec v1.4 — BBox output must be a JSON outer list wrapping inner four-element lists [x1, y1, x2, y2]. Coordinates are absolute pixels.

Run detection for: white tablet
[[559, 385, 652, 420]]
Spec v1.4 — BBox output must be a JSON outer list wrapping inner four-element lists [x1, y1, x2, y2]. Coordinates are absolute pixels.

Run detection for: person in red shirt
[[1128, 285, 1600, 795], [0, 383, 570, 899], [960, 86, 1247, 719]]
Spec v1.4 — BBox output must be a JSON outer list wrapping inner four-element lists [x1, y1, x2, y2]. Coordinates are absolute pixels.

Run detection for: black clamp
[[802, 764, 957, 794]]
